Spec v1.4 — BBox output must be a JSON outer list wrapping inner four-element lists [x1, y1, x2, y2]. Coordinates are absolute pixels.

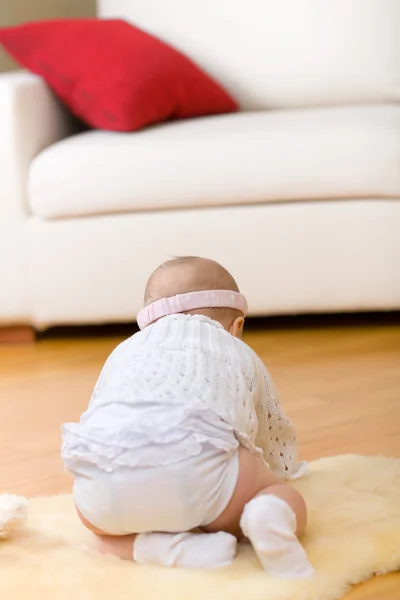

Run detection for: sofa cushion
[[99, 0, 400, 110], [28, 105, 400, 220], [0, 19, 237, 132]]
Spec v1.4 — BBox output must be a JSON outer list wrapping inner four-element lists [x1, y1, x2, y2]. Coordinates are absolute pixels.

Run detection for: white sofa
[[1, 0, 399, 330]]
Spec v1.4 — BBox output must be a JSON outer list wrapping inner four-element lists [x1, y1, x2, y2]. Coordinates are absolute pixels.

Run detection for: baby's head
[[142, 256, 246, 337]]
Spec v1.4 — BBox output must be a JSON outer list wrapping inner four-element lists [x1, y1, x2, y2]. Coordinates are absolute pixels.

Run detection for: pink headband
[[137, 290, 248, 330]]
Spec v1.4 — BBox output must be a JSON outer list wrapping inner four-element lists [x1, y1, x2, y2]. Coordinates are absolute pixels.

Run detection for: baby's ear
[[229, 316, 245, 339]]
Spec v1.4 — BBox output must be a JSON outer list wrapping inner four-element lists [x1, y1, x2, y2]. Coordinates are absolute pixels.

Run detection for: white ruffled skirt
[[62, 404, 240, 534]]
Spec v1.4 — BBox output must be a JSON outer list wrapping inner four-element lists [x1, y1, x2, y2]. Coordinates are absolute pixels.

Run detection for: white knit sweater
[[62, 315, 307, 480]]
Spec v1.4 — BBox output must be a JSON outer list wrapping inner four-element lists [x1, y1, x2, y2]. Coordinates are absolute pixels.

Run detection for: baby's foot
[[0, 494, 28, 539], [134, 531, 237, 568], [98, 531, 237, 568], [240, 495, 314, 579], [98, 534, 137, 561]]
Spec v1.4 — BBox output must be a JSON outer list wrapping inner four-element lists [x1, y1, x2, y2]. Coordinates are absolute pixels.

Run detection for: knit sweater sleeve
[[253, 356, 308, 480]]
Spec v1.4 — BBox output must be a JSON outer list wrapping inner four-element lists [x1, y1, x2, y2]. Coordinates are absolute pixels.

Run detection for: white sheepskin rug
[[1, 455, 399, 600]]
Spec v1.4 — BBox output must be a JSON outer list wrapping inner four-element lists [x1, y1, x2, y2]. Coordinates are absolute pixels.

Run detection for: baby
[[62, 257, 313, 578]]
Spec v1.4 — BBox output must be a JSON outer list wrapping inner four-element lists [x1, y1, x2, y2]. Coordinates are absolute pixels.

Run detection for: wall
[[0, 0, 96, 72]]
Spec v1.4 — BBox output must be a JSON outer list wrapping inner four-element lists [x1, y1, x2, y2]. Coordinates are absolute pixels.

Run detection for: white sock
[[133, 531, 237, 568], [0, 494, 28, 539], [240, 495, 314, 579]]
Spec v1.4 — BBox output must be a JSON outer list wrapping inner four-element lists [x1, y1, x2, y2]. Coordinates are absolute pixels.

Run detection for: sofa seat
[[28, 104, 400, 220]]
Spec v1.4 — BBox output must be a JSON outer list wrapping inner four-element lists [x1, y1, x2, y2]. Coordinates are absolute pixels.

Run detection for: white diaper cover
[[62, 406, 240, 535]]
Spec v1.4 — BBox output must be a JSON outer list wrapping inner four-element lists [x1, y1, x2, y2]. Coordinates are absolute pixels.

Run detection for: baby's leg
[[76, 505, 236, 568], [240, 490, 313, 578], [202, 447, 313, 578]]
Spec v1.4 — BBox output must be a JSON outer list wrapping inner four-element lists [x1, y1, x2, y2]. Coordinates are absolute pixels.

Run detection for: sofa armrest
[[0, 71, 77, 325], [0, 70, 78, 223]]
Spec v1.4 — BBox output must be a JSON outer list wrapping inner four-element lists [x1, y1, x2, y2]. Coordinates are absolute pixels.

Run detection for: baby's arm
[[253, 356, 308, 479]]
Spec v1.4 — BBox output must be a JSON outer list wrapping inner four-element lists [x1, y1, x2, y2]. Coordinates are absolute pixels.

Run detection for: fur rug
[[1, 455, 399, 600]]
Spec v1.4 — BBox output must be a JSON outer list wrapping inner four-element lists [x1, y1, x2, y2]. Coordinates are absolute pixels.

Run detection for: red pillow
[[0, 19, 237, 132]]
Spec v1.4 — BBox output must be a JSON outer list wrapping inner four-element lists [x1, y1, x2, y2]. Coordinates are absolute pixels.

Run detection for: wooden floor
[[1, 318, 399, 598]]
